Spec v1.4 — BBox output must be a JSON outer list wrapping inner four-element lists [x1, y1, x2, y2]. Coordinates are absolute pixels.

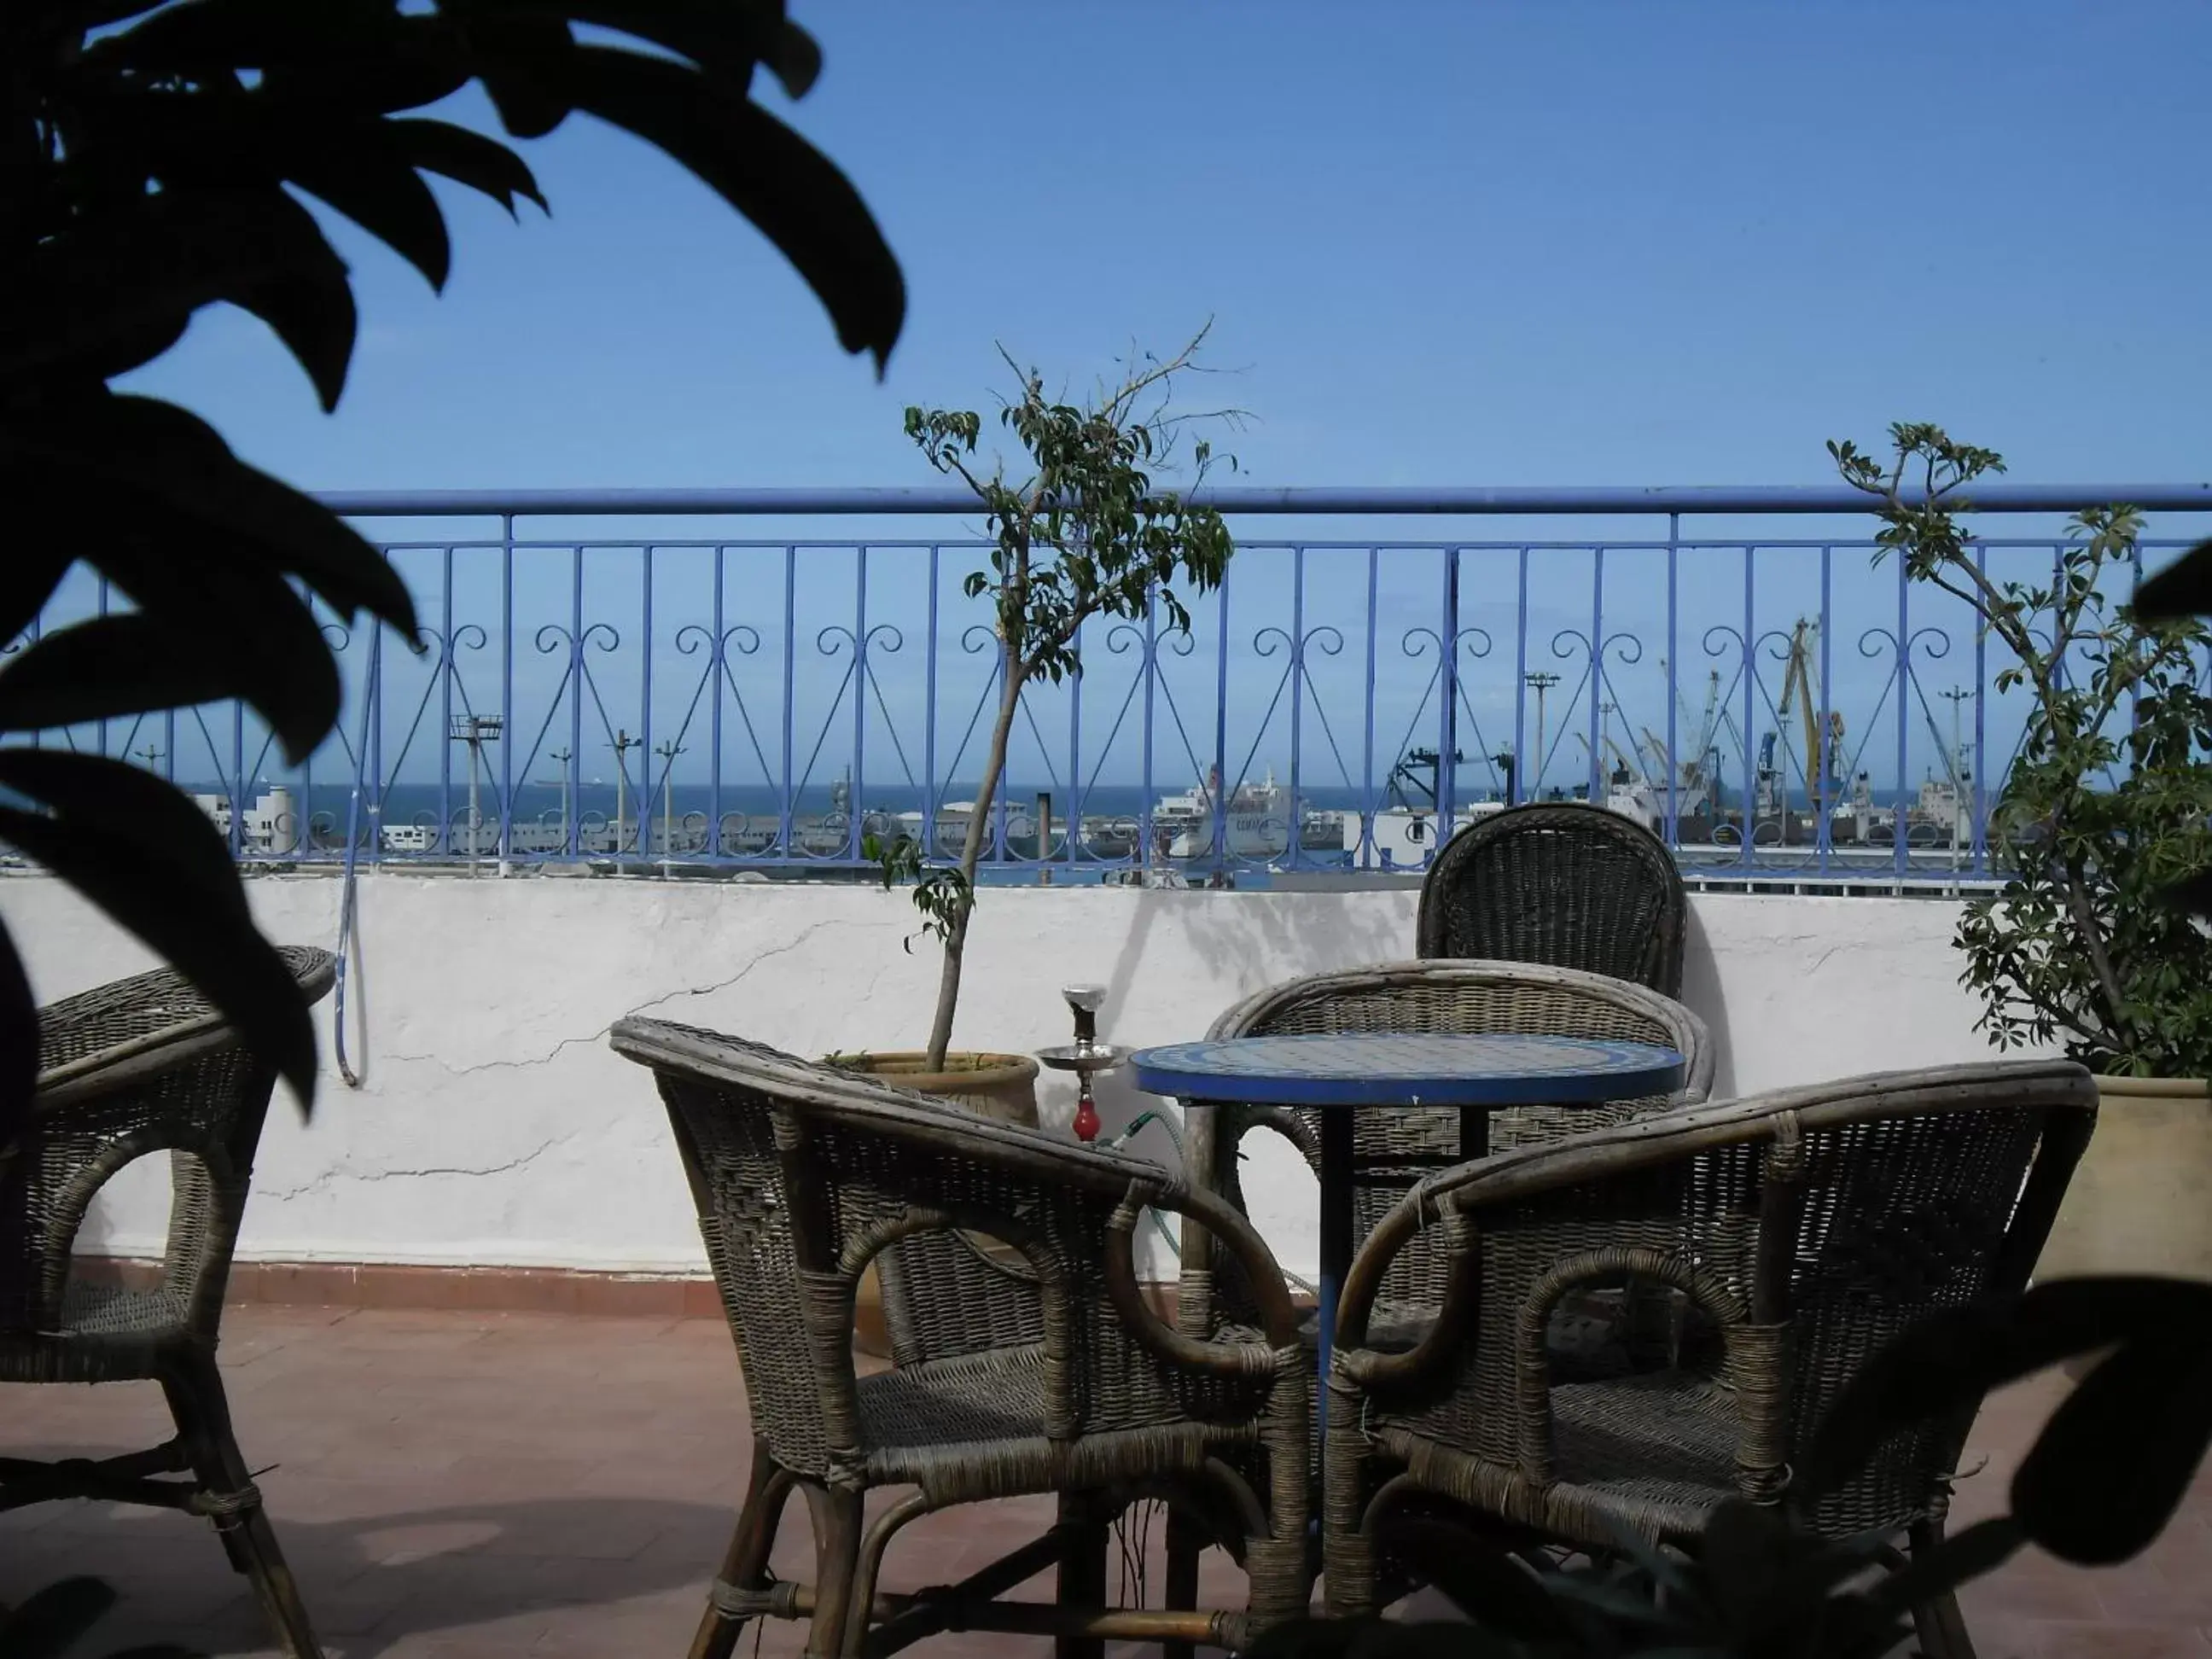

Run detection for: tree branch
[[2059, 859, 2131, 1045]]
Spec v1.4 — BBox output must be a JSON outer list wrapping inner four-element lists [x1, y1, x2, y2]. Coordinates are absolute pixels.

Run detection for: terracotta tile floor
[[2, 1305, 2205, 1658]]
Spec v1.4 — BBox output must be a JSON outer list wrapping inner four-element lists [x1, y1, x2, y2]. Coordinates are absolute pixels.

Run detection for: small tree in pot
[[1831, 422, 2212, 1277], [857, 327, 1238, 1109]]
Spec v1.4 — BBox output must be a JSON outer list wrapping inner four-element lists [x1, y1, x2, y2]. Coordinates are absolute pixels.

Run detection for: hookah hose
[[332, 647, 380, 1090], [1103, 1105, 1318, 1299]]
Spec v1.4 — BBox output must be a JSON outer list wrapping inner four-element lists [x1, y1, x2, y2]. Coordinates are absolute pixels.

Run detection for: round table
[[1129, 1031, 1687, 1421]]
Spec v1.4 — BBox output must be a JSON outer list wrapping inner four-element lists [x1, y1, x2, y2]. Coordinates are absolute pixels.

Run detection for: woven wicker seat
[[1, 948, 337, 1659], [609, 1016, 1313, 1659], [1417, 802, 1688, 994], [1321, 1058, 2099, 1659]]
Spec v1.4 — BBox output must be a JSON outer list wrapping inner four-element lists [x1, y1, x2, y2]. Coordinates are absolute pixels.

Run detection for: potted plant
[[832, 331, 1237, 1355], [840, 328, 1238, 1127], [1833, 423, 2212, 1278]]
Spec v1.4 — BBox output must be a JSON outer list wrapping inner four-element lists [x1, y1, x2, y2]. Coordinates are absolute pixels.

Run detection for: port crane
[[1575, 729, 1644, 788], [1773, 619, 1847, 813], [1645, 664, 1725, 800]]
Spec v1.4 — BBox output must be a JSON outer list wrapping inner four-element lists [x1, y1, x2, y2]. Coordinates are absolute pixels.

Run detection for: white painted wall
[[2, 870, 2000, 1282]]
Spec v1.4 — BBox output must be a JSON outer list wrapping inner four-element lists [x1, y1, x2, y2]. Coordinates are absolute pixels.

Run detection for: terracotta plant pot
[[833, 1051, 1042, 1128], [2037, 1074, 2212, 1282], [830, 1051, 1042, 1357]]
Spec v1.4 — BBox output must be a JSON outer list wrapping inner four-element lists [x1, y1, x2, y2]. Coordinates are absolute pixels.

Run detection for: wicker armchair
[[608, 1017, 1313, 1659], [1417, 802, 1687, 994], [1321, 1059, 2098, 1658], [2, 948, 337, 1659]]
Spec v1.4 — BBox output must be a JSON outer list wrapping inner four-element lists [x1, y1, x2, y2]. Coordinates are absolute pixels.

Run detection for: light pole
[[654, 738, 685, 859], [449, 714, 503, 869], [1940, 686, 1973, 870], [609, 729, 641, 857], [1525, 672, 1560, 799], [549, 747, 572, 853]]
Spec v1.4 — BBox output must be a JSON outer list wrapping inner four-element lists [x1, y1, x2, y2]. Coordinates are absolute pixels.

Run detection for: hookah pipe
[[1039, 984, 1126, 1143]]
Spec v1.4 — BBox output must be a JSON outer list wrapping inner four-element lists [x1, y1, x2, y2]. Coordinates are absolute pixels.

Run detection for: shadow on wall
[[1677, 902, 1737, 1099], [1166, 888, 1413, 992], [1057, 884, 1415, 1151]]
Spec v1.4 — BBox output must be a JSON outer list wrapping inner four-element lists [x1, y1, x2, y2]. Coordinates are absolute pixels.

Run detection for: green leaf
[[0, 754, 318, 1111], [557, 44, 905, 372]]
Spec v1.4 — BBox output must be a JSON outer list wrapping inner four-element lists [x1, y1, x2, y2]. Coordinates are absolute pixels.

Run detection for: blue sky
[[91, 1, 2212, 804], [121, 0, 2212, 491]]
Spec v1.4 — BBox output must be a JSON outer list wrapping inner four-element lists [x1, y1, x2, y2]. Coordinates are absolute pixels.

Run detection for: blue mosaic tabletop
[[1128, 1032, 1685, 1108]]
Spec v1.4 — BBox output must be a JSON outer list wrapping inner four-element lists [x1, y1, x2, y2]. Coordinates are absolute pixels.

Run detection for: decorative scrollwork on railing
[[1550, 626, 1645, 669], [818, 621, 905, 659], [1103, 619, 1198, 662], [675, 621, 763, 664], [1857, 623, 1954, 673], [1254, 622, 1348, 664], [533, 620, 621, 660]]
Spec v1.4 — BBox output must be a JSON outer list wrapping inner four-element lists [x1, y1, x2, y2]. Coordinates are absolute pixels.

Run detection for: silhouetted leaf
[[1375, 1516, 1567, 1639], [269, 123, 455, 292], [2013, 1330, 2212, 1562], [536, 1, 822, 96], [1245, 1618, 1528, 1659], [0, 1578, 119, 1659], [0, 547, 73, 651], [766, 17, 822, 97], [390, 118, 546, 216], [17, 1, 166, 36], [0, 754, 318, 1110], [0, 610, 335, 758], [2133, 537, 2212, 620], [2, 188, 356, 407], [559, 44, 905, 371], [0, 922, 35, 1151], [0, 1570, 202, 1658], [1854, 1516, 2024, 1623], [452, 4, 580, 138], [0, 616, 236, 734], [1803, 1279, 2212, 1499], [10, 394, 416, 636], [2159, 867, 2212, 919]]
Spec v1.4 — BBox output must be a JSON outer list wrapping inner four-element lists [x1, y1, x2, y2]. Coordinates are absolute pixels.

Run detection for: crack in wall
[[377, 918, 859, 1077], [258, 1138, 568, 1199]]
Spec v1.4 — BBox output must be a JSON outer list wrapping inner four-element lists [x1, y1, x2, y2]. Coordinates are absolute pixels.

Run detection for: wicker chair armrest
[[1104, 1182, 1304, 1377], [4, 1102, 242, 1330]]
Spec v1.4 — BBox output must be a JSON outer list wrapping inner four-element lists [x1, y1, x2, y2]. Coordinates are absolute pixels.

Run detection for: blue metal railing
[[18, 483, 2212, 887]]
